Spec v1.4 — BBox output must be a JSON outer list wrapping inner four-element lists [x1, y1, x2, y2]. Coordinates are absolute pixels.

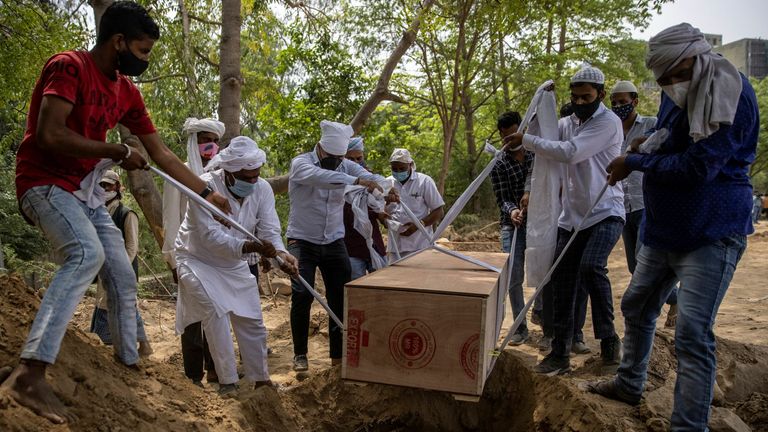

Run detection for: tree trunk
[[349, 0, 435, 133], [88, 0, 111, 29], [120, 130, 165, 249], [436, 0, 470, 194], [462, 90, 481, 213], [498, 30, 510, 108], [179, 0, 199, 116], [218, 0, 242, 146]]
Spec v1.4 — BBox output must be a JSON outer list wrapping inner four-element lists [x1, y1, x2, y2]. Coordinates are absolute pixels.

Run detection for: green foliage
[[749, 77, 768, 192]]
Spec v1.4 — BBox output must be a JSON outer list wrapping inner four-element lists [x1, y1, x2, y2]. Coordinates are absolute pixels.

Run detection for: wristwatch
[[199, 186, 213, 199]]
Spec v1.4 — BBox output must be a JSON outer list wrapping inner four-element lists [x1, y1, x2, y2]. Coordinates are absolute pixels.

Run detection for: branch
[[349, 0, 435, 133], [194, 47, 219, 69], [133, 73, 185, 83], [188, 13, 221, 26], [383, 92, 408, 104]]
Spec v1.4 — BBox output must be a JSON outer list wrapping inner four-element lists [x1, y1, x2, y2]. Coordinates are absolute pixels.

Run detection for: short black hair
[[569, 81, 605, 93], [559, 103, 573, 118], [97, 1, 160, 44], [497, 111, 522, 131]]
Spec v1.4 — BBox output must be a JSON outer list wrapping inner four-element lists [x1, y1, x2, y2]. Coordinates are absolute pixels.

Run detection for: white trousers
[[179, 268, 269, 384]]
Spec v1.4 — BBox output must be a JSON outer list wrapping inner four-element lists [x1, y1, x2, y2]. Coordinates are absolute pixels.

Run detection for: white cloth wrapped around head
[[389, 148, 413, 164], [646, 22, 742, 141], [645, 23, 712, 80], [319, 120, 354, 156], [205, 136, 266, 172], [182, 117, 226, 175], [348, 136, 364, 152]]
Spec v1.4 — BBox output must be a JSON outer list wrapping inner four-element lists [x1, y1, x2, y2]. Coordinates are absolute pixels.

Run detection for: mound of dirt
[[2, 272, 768, 432], [236, 350, 642, 432], [0, 274, 247, 432]]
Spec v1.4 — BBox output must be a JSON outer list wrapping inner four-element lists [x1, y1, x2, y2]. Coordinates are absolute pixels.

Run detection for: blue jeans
[[616, 235, 746, 431], [501, 226, 528, 334], [349, 256, 374, 280], [20, 185, 139, 365], [623, 209, 678, 305]]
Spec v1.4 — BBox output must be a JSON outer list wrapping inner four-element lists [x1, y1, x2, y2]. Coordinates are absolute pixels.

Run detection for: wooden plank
[[343, 287, 486, 395], [348, 249, 507, 297]]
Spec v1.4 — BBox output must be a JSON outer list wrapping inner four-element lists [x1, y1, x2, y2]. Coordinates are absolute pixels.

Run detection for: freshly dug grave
[[2, 272, 768, 432]]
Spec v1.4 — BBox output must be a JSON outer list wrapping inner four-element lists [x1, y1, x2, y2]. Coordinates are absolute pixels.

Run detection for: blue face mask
[[392, 170, 410, 183], [228, 177, 256, 198]]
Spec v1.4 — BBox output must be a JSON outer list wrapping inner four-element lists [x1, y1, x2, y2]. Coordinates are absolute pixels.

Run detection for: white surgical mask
[[662, 81, 690, 108], [104, 191, 118, 202]]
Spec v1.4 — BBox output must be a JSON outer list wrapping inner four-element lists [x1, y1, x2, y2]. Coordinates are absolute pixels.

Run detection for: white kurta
[[174, 170, 286, 334], [386, 171, 445, 254]]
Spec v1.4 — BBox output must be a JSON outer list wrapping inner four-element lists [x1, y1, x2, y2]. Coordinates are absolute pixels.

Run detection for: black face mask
[[320, 156, 342, 171], [117, 45, 149, 76], [573, 98, 601, 121]]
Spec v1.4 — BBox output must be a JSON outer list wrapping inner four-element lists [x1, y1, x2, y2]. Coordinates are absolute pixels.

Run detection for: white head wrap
[[182, 117, 226, 175], [646, 23, 742, 141], [611, 80, 638, 94], [205, 136, 266, 172], [571, 66, 605, 85], [348, 136, 364, 152], [389, 148, 413, 164], [319, 120, 353, 156]]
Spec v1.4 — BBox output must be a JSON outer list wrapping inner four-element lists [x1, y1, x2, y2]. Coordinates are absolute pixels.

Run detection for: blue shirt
[[286, 147, 384, 245], [625, 74, 758, 252]]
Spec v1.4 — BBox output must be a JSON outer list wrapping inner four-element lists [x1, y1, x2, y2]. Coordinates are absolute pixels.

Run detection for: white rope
[[149, 166, 345, 330], [492, 181, 610, 364], [431, 143, 500, 242]]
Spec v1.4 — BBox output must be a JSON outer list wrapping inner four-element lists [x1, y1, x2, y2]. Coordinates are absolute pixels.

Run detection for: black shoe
[[534, 353, 571, 376], [293, 355, 309, 372], [571, 340, 592, 355], [585, 379, 641, 406], [510, 329, 530, 346], [600, 335, 622, 366], [218, 383, 237, 396], [531, 310, 542, 326]]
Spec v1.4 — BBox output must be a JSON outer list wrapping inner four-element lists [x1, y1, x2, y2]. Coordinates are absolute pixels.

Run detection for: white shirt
[[621, 114, 657, 213], [387, 170, 445, 253], [523, 103, 625, 230], [286, 148, 384, 245], [174, 170, 285, 332]]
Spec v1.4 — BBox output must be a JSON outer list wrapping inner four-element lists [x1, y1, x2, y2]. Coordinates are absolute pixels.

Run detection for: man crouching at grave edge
[[504, 66, 625, 376], [286, 121, 386, 373]]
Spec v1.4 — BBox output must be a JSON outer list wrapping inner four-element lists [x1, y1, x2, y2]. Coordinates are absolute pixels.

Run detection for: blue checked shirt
[[489, 151, 534, 227]]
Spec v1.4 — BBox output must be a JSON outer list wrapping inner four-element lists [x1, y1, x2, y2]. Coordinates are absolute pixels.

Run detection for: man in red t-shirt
[[1, 2, 230, 424]]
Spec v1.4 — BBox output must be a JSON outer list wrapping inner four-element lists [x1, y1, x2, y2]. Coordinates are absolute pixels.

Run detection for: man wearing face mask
[[387, 148, 445, 257], [175, 136, 298, 395], [590, 24, 758, 431], [5, 2, 231, 423], [609, 83, 679, 328], [343, 137, 388, 279], [504, 66, 625, 375], [89, 170, 152, 358], [287, 121, 384, 372], [161, 117, 224, 386]]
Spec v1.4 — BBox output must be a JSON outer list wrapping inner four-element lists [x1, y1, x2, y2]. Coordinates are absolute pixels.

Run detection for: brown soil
[[1, 223, 768, 431]]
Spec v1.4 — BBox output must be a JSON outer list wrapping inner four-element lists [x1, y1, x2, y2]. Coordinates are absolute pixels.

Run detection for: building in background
[[704, 33, 723, 48], [714, 38, 768, 79]]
